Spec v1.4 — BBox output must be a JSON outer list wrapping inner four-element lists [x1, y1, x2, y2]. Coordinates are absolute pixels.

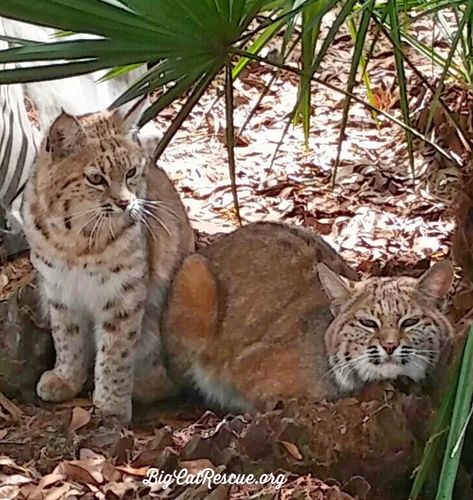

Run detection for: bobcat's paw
[[93, 394, 132, 424], [36, 370, 80, 402]]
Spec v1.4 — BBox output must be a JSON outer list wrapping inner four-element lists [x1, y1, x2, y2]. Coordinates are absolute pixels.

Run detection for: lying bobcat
[[163, 222, 454, 411], [23, 99, 194, 422]]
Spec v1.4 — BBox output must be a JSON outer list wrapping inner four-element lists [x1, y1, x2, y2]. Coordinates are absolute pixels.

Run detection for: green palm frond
[[388, 0, 415, 180], [334, 0, 375, 184], [0, 0, 272, 120], [0, 0, 470, 202]]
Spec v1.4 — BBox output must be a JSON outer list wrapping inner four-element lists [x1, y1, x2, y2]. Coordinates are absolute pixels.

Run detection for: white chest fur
[[38, 261, 124, 313]]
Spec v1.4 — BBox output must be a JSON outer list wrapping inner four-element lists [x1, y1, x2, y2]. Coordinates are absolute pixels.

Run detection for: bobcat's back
[[163, 222, 357, 410], [164, 222, 453, 412]]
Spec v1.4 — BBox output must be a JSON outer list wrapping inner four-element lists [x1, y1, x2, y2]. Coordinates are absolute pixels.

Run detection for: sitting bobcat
[[163, 222, 454, 411], [23, 99, 194, 423]]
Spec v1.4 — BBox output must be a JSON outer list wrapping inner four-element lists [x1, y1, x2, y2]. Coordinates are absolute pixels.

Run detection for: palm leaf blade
[[388, 0, 415, 181], [333, 1, 375, 184]]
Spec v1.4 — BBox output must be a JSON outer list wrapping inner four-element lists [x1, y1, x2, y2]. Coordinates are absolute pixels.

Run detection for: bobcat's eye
[[86, 173, 106, 186], [359, 318, 379, 329], [126, 167, 137, 179], [400, 317, 420, 329]]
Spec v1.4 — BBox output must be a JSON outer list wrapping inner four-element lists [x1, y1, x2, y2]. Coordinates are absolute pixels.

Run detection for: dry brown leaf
[[43, 484, 71, 500], [0, 392, 23, 421], [0, 485, 20, 499], [280, 440, 303, 460], [0, 473, 32, 486], [56, 398, 93, 408], [103, 480, 138, 496], [69, 407, 91, 433], [58, 461, 103, 485], [28, 473, 66, 500], [0, 457, 28, 473], [101, 462, 122, 483], [0, 274, 9, 288], [115, 465, 150, 477], [112, 434, 134, 464], [78, 448, 105, 462], [131, 449, 162, 468], [19, 484, 36, 498], [0, 428, 8, 440]]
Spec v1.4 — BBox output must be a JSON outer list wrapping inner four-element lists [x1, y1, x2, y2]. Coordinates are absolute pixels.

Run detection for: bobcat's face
[[319, 262, 454, 392], [34, 100, 156, 241], [71, 139, 147, 218]]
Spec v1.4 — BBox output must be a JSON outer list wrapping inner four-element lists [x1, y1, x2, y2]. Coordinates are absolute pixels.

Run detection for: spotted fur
[[22, 100, 194, 422], [319, 261, 454, 393], [163, 224, 454, 412]]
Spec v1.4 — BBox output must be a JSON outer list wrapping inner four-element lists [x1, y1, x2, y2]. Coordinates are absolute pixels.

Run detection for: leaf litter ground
[[1, 19, 473, 500]]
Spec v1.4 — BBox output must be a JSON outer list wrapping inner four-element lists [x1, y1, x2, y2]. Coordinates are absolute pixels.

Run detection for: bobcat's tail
[[163, 254, 219, 376]]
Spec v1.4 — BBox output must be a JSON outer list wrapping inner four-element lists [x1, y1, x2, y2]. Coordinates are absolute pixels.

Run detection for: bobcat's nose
[[381, 342, 399, 355], [115, 199, 130, 210]]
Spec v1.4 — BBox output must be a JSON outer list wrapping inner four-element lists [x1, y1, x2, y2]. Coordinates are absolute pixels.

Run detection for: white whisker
[[323, 352, 371, 381], [140, 199, 178, 219], [140, 207, 171, 236], [76, 211, 101, 236], [95, 214, 108, 249], [88, 213, 104, 250], [412, 354, 436, 367], [49, 207, 99, 224], [339, 366, 354, 390], [138, 213, 158, 241], [410, 348, 439, 354], [107, 214, 115, 241]]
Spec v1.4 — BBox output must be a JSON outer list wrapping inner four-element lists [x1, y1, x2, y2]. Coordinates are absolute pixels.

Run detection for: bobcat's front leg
[[37, 298, 88, 402], [94, 281, 146, 423]]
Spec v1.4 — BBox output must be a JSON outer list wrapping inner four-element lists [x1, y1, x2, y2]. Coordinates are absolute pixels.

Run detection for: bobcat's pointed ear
[[317, 262, 353, 315], [45, 112, 87, 160], [417, 260, 454, 301], [110, 96, 148, 135]]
